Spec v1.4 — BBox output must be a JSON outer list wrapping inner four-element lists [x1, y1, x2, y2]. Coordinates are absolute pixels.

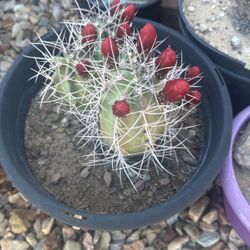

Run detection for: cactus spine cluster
[[30, 0, 202, 188]]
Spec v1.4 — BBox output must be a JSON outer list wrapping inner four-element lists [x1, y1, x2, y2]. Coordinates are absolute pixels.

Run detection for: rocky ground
[[0, 0, 250, 249]]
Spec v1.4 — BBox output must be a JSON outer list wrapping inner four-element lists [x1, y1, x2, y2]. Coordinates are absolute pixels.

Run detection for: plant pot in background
[[77, 0, 162, 21], [0, 18, 232, 230], [177, 0, 250, 115], [220, 106, 250, 246]]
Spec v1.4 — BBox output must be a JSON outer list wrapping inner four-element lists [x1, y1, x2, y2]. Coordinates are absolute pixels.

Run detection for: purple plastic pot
[[221, 106, 250, 245]]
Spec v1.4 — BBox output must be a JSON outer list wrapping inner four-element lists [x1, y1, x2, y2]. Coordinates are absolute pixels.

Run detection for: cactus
[[231, 0, 250, 33], [29, 0, 203, 188]]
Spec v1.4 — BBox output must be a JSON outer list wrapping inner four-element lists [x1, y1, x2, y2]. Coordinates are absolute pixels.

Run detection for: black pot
[[178, 0, 250, 115], [0, 18, 232, 230], [77, 0, 161, 21]]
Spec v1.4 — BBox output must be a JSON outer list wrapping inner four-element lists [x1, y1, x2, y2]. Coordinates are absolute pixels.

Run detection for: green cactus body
[[99, 70, 166, 155]]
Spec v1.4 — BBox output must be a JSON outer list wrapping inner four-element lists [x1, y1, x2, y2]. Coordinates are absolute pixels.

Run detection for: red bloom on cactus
[[111, 0, 122, 16], [186, 90, 202, 104], [81, 24, 97, 43], [137, 23, 157, 53], [117, 22, 131, 37], [101, 37, 119, 59], [75, 60, 91, 76], [112, 100, 130, 117], [121, 4, 136, 22], [161, 79, 190, 102], [156, 48, 177, 74], [186, 66, 201, 78]]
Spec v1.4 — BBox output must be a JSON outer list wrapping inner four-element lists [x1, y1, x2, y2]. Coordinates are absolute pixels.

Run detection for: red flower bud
[[112, 100, 130, 117], [117, 22, 131, 37], [75, 60, 91, 77], [186, 90, 202, 104], [161, 79, 190, 102], [137, 23, 157, 53], [156, 48, 176, 75], [111, 0, 122, 16], [121, 4, 136, 22], [186, 66, 201, 78], [81, 24, 97, 43], [101, 37, 119, 59]]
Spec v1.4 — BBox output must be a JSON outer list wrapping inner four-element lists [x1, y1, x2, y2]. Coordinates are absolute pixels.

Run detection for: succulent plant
[[29, 0, 202, 188]]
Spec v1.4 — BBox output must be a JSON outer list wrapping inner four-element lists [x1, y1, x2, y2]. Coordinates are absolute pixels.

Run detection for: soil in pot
[[183, 0, 250, 69], [25, 93, 203, 214], [233, 120, 250, 204]]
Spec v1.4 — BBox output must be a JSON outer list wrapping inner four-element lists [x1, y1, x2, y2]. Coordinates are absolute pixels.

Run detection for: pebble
[[187, 5, 196, 12], [93, 230, 102, 244], [41, 217, 54, 235], [25, 232, 38, 247], [0, 211, 5, 223], [63, 240, 81, 250], [8, 192, 28, 208], [188, 196, 210, 223], [123, 240, 144, 250], [199, 221, 218, 232], [183, 224, 200, 241], [146, 232, 157, 245], [82, 232, 94, 250], [111, 231, 126, 242], [201, 209, 218, 224], [197, 231, 220, 248], [231, 36, 241, 50], [210, 241, 226, 250], [9, 211, 28, 234], [228, 229, 245, 247], [0, 239, 29, 250], [62, 226, 76, 241], [126, 231, 140, 243], [103, 172, 112, 187], [167, 236, 189, 250], [0, 219, 8, 237], [181, 151, 198, 165], [80, 166, 91, 179], [166, 213, 179, 225], [99, 231, 111, 250]]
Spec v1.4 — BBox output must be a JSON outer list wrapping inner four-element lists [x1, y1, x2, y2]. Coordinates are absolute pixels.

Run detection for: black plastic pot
[[0, 18, 232, 230], [77, 0, 161, 21], [178, 0, 250, 115]]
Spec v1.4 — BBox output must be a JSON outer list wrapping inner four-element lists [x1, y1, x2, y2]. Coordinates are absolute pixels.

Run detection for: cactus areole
[[30, 0, 203, 185]]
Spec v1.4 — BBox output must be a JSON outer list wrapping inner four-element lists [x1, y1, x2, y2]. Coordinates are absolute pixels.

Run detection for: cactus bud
[[121, 4, 136, 22], [101, 37, 119, 59], [156, 48, 176, 75], [186, 66, 201, 78], [111, 0, 122, 15], [161, 79, 190, 102], [137, 23, 157, 53], [186, 90, 202, 104], [117, 22, 131, 37], [75, 60, 91, 76], [112, 100, 130, 117], [81, 24, 97, 43]]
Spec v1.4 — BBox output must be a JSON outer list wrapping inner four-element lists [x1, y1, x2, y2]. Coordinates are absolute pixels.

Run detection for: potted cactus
[[0, 0, 232, 229]]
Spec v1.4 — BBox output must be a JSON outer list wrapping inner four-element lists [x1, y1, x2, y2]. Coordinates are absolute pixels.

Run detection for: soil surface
[[25, 94, 203, 214], [183, 0, 250, 69]]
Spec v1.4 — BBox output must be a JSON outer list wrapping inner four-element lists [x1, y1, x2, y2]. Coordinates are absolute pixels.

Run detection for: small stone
[[53, 4, 62, 21], [210, 242, 225, 250], [41, 217, 54, 235], [11, 23, 22, 38], [63, 240, 81, 250], [199, 221, 218, 232], [167, 236, 189, 250], [34, 239, 46, 250], [82, 232, 94, 250], [197, 231, 220, 248], [188, 196, 210, 223], [0, 211, 5, 223], [126, 231, 139, 243], [0, 239, 29, 250], [93, 230, 102, 244], [61, 117, 69, 128], [103, 172, 112, 187], [219, 226, 230, 242], [231, 36, 241, 50], [8, 192, 28, 208], [110, 242, 123, 250], [183, 224, 200, 242], [81, 167, 91, 179], [111, 231, 126, 242], [160, 177, 170, 186], [62, 226, 76, 242], [26, 232, 38, 247], [227, 242, 238, 250], [0, 219, 8, 237], [161, 228, 177, 244], [229, 229, 245, 246], [50, 173, 62, 184], [217, 207, 228, 225], [201, 209, 218, 224], [9, 212, 28, 234], [180, 151, 197, 165], [146, 233, 157, 245], [33, 219, 42, 236], [37, 27, 48, 37], [166, 213, 179, 225], [199, 23, 209, 33], [187, 5, 196, 12], [123, 240, 144, 250], [99, 231, 111, 250]]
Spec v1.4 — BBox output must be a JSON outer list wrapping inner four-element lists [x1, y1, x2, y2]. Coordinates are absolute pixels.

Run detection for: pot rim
[[220, 106, 250, 229], [0, 17, 233, 230]]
